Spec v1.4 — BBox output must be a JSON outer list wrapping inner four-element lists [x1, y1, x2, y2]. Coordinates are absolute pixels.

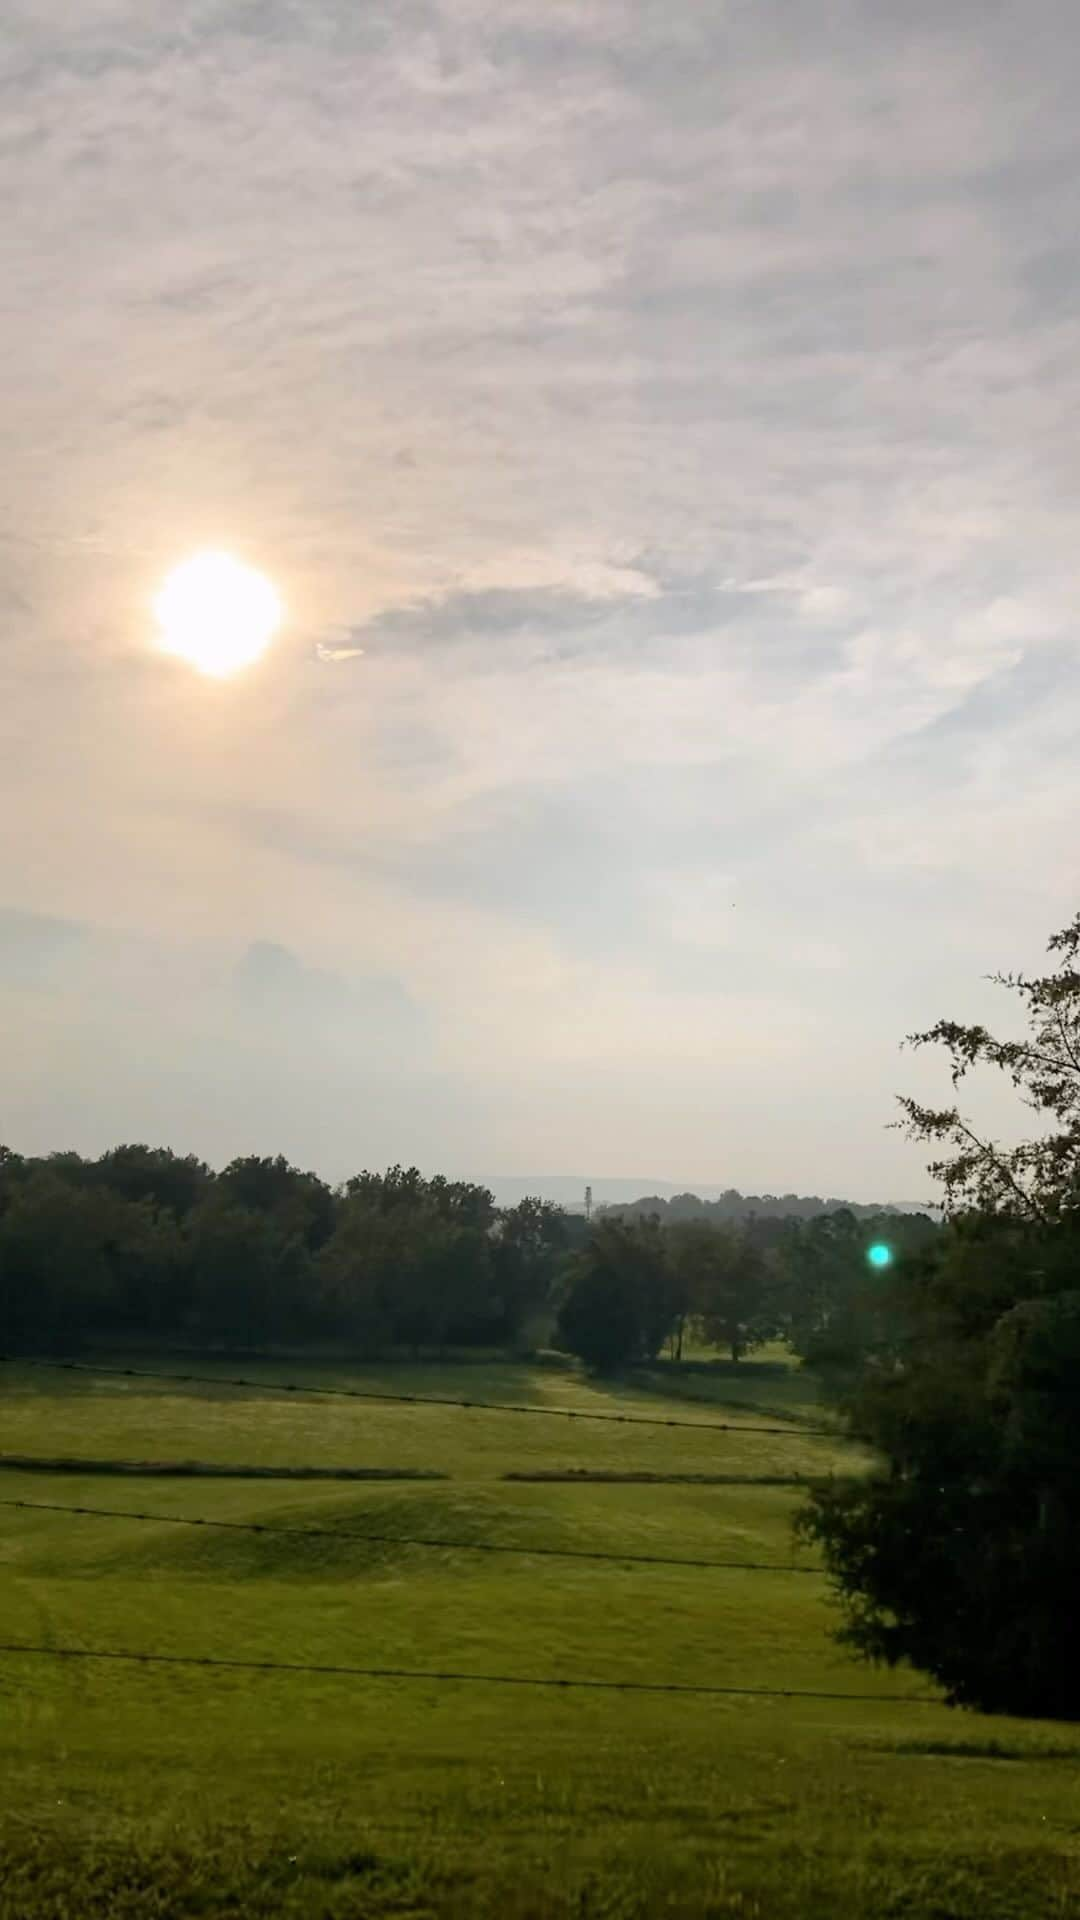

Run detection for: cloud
[[233, 938, 424, 1051], [0, 906, 87, 989], [314, 640, 365, 662], [3, 0, 1080, 1193]]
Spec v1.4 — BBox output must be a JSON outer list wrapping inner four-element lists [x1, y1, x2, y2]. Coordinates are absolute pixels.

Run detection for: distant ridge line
[[482, 1177, 939, 1218]]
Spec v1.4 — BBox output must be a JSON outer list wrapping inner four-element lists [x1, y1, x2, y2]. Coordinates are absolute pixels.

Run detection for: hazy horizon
[[5, 2, 1079, 1195], [0, 1137, 941, 1214]]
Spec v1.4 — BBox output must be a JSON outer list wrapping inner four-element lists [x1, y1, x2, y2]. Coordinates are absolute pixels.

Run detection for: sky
[[2, 0, 1079, 1200]]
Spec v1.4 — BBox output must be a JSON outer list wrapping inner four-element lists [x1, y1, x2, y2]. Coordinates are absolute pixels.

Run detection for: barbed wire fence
[[0, 1352, 930, 1710]]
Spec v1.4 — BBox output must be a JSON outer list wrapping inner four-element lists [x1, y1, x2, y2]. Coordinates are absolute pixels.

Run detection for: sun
[[154, 551, 282, 677]]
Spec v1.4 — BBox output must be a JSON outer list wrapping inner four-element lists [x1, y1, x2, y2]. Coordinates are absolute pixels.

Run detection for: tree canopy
[[555, 1216, 671, 1373], [0, 1152, 567, 1357], [800, 911, 1080, 1718]]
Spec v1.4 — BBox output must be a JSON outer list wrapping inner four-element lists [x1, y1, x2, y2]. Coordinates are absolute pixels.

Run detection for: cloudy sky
[[2, 0, 1078, 1199]]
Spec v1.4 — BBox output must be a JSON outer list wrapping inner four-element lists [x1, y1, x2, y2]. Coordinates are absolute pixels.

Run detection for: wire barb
[[0, 1495, 825, 1575], [0, 1356, 837, 1439], [0, 1640, 940, 1705]]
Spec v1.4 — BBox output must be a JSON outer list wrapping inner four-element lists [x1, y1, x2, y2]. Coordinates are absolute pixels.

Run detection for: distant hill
[[595, 1192, 936, 1224], [481, 1175, 939, 1219]]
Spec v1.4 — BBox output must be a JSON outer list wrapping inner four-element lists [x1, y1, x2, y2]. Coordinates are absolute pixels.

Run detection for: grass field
[[2, 1352, 1079, 1917]]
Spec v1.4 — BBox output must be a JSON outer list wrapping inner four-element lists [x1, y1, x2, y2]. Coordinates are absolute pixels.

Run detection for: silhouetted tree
[[800, 911, 1080, 1718], [556, 1216, 669, 1373], [93, 1144, 212, 1219], [492, 1196, 568, 1341], [0, 1171, 177, 1346], [218, 1154, 335, 1251], [182, 1198, 311, 1343], [666, 1219, 775, 1361], [318, 1168, 500, 1351]]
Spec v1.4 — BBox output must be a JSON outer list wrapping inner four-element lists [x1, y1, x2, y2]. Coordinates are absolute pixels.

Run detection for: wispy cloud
[[0, 907, 87, 989], [3, 0, 1079, 1189]]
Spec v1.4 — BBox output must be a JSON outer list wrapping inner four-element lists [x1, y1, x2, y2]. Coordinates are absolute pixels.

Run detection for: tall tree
[[660, 1219, 707, 1359], [320, 1169, 499, 1352], [218, 1155, 336, 1251], [93, 1144, 211, 1219], [183, 1198, 311, 1344], [0, 1172, 177, 1346], [492, 1197, 568, 1342], [776, 1208, 935, 1375], [668, 1219, 772, 1362], [800, 912, 1080, 1718], [556, 1216, 670, 1373]]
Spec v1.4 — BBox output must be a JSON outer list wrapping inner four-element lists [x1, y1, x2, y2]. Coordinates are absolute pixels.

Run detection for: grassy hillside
[[1, 1353, 1078, 1917]]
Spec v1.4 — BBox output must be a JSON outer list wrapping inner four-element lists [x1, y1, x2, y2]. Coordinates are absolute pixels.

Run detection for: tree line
[[597, 1188, 918, 1224], [0, 1139, 932, 1371], [0, 1151, 574, 1353], [555, 1206, 936, 1372]]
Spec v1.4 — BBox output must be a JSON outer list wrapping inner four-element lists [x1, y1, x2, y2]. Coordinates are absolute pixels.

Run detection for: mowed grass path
[[2, 1354, 1079, 1918]]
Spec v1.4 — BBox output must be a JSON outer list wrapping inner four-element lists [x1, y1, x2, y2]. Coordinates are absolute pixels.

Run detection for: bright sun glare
[[154, 551, 282, 677]]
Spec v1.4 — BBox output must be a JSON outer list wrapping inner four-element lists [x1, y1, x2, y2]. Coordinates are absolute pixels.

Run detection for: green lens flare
[[867, 1242, 893, 1269]]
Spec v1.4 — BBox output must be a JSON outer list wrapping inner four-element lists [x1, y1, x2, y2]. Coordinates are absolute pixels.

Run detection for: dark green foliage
[[553, 1214, 789, 1372], [183, 1200, 313, 1343], [491, 1196, 569, 1340], [0, 1150, 568, 1357], [799, 1225, 1080, 1717], [667, 1219, 774, 1362], [92, 1144, 213, 1219], [776, 1208, 937, 1375], [0, 1170, 181, 1346], [317, 1167, 501, 1350], [556, 1217, 670, 1372], [800, 912, 1080, 1719], [218, 1154, 336, 1251]]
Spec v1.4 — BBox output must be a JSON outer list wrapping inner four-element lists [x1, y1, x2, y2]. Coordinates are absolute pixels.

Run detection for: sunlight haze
[[154, 552, 282, 677], [3, 1, 1078, 1196]]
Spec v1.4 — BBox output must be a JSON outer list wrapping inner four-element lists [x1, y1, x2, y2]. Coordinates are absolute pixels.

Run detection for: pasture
[[1, 1352, 1078, 1917]]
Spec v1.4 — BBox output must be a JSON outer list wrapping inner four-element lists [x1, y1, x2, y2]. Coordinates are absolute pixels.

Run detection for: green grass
[[2, 1353, 1078, 1917]]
